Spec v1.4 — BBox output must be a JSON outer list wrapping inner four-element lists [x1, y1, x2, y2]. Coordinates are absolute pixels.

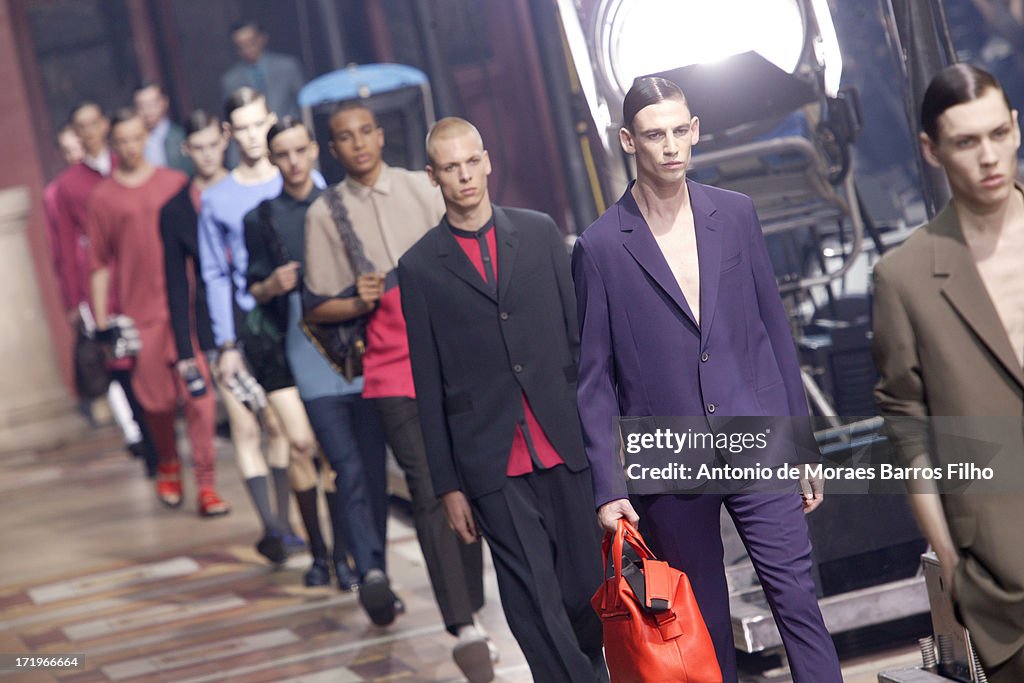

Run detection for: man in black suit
[[398, 117, 607, 683]]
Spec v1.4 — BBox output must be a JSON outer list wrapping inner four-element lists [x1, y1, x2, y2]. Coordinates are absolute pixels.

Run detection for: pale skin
[[423, 124, 495, 544], [912, 86, 1024, 596], [216, 99, 278, 381], [90, 116, 155, 332], [597, 98, 823, 534], [304, 107, 386, 326]]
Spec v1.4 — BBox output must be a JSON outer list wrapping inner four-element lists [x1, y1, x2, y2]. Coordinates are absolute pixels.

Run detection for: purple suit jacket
[[572, 180, 814, 507]]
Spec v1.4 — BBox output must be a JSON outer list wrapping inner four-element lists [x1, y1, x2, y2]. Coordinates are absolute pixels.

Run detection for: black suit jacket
[[399, 205, 590, 500], [159, 185, 215, 359]]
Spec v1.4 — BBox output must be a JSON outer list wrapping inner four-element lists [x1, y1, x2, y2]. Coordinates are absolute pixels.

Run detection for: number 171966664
[[0, 654, 84, 670]]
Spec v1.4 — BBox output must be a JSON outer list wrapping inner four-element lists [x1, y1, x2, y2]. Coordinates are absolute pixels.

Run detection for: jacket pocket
[[721, 252, 743, 272]]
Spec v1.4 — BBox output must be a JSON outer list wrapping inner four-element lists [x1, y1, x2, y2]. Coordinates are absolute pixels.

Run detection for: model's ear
[[919, 131, 942, 168], [691, 116, 700, 147], [425, 164, 439, 186], [619, 127, 635, 155]]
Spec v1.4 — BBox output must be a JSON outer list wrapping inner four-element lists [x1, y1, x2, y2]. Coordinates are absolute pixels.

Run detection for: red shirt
[[450, 225, 565, 476], [362, 287, 417, 399], [86, 167, 188, 327], [51, 161, 116, 311]]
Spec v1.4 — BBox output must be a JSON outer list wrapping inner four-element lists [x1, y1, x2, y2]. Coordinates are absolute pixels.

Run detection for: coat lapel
[[932, 204, 1024, 388], [436, 214, 499, 303], [689, 181, 724, 347], [619, 186, 699, 330], [493, 206, 519, 302]]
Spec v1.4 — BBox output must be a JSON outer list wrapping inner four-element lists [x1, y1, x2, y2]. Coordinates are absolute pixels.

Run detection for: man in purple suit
[[572, 76, 842, 682]]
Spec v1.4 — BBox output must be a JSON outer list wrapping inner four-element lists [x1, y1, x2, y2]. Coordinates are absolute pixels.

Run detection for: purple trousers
[[634, 492, 842, 683]]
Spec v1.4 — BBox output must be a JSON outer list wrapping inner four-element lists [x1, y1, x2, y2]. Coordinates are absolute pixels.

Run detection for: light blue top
[[285, 291, 363, 399], [197, 170, 323, 346]]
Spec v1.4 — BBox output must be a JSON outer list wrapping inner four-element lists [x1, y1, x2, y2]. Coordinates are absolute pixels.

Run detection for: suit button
[[500, 312, 509, 320], [513, 364, 523, 373], [701, 352, 709, 363], [707, 403, 716, 413]]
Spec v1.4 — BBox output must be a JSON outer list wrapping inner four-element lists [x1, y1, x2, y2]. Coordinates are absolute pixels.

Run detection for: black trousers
[[471, 465, 608, 683], [374, 397, 484, 633]]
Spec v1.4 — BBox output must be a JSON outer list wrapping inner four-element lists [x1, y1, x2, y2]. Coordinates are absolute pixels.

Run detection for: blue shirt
[[198, 170, 323, 345]]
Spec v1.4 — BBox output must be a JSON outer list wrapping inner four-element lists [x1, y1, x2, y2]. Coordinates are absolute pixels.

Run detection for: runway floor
[[0, 424, 922, 682]]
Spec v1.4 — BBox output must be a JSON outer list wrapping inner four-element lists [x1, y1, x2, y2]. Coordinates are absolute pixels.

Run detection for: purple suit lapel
[[618, 180, 724, 342], [689, 181, 724, 349]]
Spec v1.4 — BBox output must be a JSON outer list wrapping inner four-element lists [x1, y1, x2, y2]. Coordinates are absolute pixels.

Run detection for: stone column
[[0, 186, 87, 453]]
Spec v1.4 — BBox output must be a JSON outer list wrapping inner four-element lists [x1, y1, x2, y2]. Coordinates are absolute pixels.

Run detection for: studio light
[[593, 0, 809, 100]]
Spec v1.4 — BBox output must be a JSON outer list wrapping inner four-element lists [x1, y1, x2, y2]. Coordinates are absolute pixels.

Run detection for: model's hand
[[597, 498, 640, 534], [356, 272, 385, 306], [217, 348, 245, 381], [265, 261, 300, 298], [442, 490, 479, 544], [175, 358, 197, 379], [799, 467, 825, 513], [937, 546, 961, 607]]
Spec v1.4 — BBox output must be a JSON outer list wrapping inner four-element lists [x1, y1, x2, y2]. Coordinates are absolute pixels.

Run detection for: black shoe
[[281, 530, 307, 556], [358, 569, 397, 626], [334, 560, 359, 592], [255, 532, 287, 565], [304, 558, 331, 587], [393, 595, 407, 615]]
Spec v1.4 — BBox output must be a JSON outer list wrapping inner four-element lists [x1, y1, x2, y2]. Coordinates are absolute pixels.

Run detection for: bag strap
[[324, 186, 375, 275]]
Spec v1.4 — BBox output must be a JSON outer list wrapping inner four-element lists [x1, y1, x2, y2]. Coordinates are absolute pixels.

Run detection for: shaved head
[[426, 117, 484, 165]]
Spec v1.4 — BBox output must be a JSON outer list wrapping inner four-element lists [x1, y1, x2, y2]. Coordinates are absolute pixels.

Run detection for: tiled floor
[[0, 425, 922, 682]]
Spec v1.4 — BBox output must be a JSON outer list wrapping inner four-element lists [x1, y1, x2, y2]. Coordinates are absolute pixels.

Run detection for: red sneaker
[[198, 488, 230, 517], [156, 463, 183, 508]]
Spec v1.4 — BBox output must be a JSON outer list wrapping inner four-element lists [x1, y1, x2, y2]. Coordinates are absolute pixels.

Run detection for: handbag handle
[[600, 519, 658, 612]]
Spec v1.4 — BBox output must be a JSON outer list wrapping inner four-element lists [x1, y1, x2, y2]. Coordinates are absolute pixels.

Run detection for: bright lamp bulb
[[597, 0, 806, 98]]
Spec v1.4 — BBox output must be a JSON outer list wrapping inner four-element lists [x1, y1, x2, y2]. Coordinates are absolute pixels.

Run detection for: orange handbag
[[591, 519, 723, 683]]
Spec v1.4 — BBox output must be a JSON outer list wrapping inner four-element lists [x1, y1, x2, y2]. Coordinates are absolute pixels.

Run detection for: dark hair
[[132, 80, 163, 97], [68, 100, 103, 125], [223, 86, 266, 123], [230, 18, 262, 34], [328, 101, 377, 128], [184, 109, 220, 137], [267, 115, 309, 146], [623, 76, 687, 131], [109, 106, 142, 132], [921, 64, 1012, 141]]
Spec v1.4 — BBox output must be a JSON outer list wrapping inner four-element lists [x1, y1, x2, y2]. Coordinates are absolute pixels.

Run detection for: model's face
[[133, 86, 168, 130], [328, 108, 384, 179], [227, 100, 275, 163], [426, 132, 491, 214], [110, 117, 148, 171], [57, 129, 84, 166], [269, 126, 318, 191], [620, 98, 699, 187], [922, 88, 1020, 212], [71, 104, 109, 156], [232, 26, 266, 64], [183, 123, 227, 179]]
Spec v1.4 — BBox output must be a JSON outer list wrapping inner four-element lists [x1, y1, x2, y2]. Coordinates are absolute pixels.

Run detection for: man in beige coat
[[873, 63, 1024, 681]]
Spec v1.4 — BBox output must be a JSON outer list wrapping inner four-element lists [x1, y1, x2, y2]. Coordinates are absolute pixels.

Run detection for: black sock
[[271, 466, 292, 532], [244, 475, 279, 534], [295, 487, 328, 561], [324, 491, 350, 564]]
